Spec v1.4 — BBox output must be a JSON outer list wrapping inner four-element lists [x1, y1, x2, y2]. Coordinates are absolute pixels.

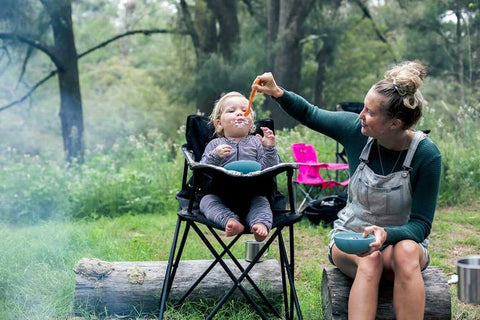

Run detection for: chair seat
[[179, 207, 303, 231], [293, 177, 350, 188]]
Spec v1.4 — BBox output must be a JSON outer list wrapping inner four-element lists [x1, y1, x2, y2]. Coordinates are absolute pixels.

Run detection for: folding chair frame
[[158, 147, 303, 320]]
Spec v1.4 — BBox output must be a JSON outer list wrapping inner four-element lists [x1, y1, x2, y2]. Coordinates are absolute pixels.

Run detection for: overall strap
[[359, 137, 375, 163], [402, 131, 427, 170]]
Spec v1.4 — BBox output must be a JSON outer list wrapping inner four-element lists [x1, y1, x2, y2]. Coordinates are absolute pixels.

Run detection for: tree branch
[[178, 0, 201, 60], [78, 28, 186, 58], [0, 45, 12, 75], [16, 46, 34, 89], [0, 33, 63, 70], [353, 0, 398, 62], [1, 28, 184, 112], [0, 70, 57, 112]]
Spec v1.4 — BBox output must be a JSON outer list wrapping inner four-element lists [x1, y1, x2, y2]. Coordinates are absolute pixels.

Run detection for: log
[[73, 258, 282, 316], [321, 266, 451, 320]]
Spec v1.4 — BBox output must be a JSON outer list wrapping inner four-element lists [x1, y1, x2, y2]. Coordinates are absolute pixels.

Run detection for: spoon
[[244, 78, 261, 117]]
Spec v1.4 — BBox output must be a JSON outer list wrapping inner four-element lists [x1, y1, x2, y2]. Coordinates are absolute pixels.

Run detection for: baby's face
[[216, 96, 253, 139]]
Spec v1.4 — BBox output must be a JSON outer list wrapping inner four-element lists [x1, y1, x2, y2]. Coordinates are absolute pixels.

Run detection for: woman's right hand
[[253, 72, 284, 98], [363, 225, 387, 252]]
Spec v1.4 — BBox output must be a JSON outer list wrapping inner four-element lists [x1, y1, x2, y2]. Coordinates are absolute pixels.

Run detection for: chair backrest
[[291, 143, 319, 164], [178, 115, 284, 210], [291, 143, 326, 182], [185, 114, 275, 162]]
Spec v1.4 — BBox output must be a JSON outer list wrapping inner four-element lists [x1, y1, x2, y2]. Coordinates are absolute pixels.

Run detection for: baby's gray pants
[[199, 194, 273, 231]]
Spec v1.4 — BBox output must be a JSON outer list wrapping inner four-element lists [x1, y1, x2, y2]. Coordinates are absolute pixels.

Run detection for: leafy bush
[[0, 130, 183, 224]]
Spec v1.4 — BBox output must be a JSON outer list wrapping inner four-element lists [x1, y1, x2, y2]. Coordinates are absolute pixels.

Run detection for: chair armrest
[[294, 161, 348, 170], [191, 162, 297, 181], [323, 163, 349, 170], [295, 162, 329, 168], [182, 147, 298, 181]]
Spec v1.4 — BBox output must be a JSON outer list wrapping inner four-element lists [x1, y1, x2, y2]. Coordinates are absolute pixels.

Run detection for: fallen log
[[321, 266, 451, 320], [74, 258, 282, 316]]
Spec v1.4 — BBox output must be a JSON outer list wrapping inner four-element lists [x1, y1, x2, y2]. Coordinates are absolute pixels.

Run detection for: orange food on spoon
[[244, 78, 261, 117]]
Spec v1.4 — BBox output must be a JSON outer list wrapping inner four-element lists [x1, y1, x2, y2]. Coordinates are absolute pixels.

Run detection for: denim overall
[[330, 131, 429, 252]]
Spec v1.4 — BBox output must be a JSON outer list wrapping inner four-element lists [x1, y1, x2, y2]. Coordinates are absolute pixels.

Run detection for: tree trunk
[[207, 0, 239, 61], [266, 0, 315, 129], [41, 0, 84, 162], [73, 258, 283, 316], [321, 266, 451, 320], [455, 0, 465, 103], [180, 0, 240, 116]]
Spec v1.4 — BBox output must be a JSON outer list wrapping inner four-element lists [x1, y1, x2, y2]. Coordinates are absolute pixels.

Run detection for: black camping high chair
[[158, 114, 303, 320]]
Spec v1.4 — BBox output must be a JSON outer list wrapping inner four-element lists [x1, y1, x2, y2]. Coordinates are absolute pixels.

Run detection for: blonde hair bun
[[384, 61, 426, 109]]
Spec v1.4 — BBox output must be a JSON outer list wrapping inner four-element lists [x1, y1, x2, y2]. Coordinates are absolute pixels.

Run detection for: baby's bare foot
[[225, 219, 245, 237], [252, 223, 269, 242]]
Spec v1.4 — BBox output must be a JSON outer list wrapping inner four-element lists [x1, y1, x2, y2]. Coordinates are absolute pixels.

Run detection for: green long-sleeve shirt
[[275, 90, 442, 245]]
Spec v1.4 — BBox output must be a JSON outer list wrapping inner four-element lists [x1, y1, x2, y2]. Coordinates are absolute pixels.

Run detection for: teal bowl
[[224, 160, 261, 174], [333, 232, 374, 255]]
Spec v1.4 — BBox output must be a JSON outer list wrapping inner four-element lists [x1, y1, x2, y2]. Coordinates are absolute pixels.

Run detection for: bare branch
[[0, 33, 63, 70], [0, 70, 57, 112], [16, 46, 34, 89], [0, 28, 184, 112], [0, 45, 12, 75], [78, 28, 185, 58], [353, 0, 398, 62], [178, 0, 201, 60]]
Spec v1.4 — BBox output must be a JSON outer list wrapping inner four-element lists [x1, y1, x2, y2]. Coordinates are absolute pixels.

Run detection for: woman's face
[[216, 96, 253, 139], [358, 87, 393, 138]]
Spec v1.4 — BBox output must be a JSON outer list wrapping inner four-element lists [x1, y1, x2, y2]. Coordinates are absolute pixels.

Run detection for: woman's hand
[[215, 144, 232, 158], [257, 127, 275, 146], [363, 225, 387, 252], [253, 72, 284, 98]]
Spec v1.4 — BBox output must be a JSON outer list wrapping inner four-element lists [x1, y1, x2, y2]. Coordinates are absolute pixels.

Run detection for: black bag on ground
[[303, 193, 347, 225]]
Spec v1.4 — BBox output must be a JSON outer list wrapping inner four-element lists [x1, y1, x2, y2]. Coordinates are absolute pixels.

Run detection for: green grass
[[1, 205, 480, 319]]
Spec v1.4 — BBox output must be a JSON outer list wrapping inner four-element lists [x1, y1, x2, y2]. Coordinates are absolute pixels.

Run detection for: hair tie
[[392, 78, 407, 96]]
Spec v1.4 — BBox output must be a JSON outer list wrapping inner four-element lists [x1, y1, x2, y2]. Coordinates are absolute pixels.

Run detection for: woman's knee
[[357, 251, 384, 276], [391, 241, 422, 273]]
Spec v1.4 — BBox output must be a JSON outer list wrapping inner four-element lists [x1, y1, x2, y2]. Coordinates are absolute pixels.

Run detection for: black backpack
[[303, 193, 347, 226]]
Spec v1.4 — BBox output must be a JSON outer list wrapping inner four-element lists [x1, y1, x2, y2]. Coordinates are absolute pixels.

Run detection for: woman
[[253, 61, 441, 320]]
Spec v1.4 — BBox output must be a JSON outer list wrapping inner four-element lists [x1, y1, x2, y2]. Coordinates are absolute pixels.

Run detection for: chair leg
[[189, 223, 271, 320], [277, 226, 303, 320], [209, 227, 282, 318], [295, 183, 318, 212], [158, 217, 185, 319], [176, 225, 241, 305], [159, 219, 302, 319]]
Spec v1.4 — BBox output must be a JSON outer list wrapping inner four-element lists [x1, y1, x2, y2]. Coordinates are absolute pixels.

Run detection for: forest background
[[0, 0, 479, 319]]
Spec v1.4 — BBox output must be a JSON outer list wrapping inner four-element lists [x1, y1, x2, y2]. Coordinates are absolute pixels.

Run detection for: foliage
[[0, 130, 184, 224]]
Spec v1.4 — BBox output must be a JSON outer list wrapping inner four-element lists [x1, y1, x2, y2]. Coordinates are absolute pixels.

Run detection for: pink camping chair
[[291, 143, 349, 211]]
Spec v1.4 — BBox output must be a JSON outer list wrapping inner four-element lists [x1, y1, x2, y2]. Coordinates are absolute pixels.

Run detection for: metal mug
[[245, 240, 268, 263], [456, 255, 480, 304]]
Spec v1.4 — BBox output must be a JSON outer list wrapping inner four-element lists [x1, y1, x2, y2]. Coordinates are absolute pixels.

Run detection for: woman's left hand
[[363, 225, 386, 252], [257, 126, 275, 146]]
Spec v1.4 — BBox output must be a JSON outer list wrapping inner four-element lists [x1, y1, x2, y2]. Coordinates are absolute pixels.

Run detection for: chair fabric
[[291, 143, 349, 211], [159, 115, 303, 320]]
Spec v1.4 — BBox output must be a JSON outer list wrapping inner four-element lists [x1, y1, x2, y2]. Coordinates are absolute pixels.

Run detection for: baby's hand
[[256, 127, 275, 146], [215, 144, 232, 158]]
